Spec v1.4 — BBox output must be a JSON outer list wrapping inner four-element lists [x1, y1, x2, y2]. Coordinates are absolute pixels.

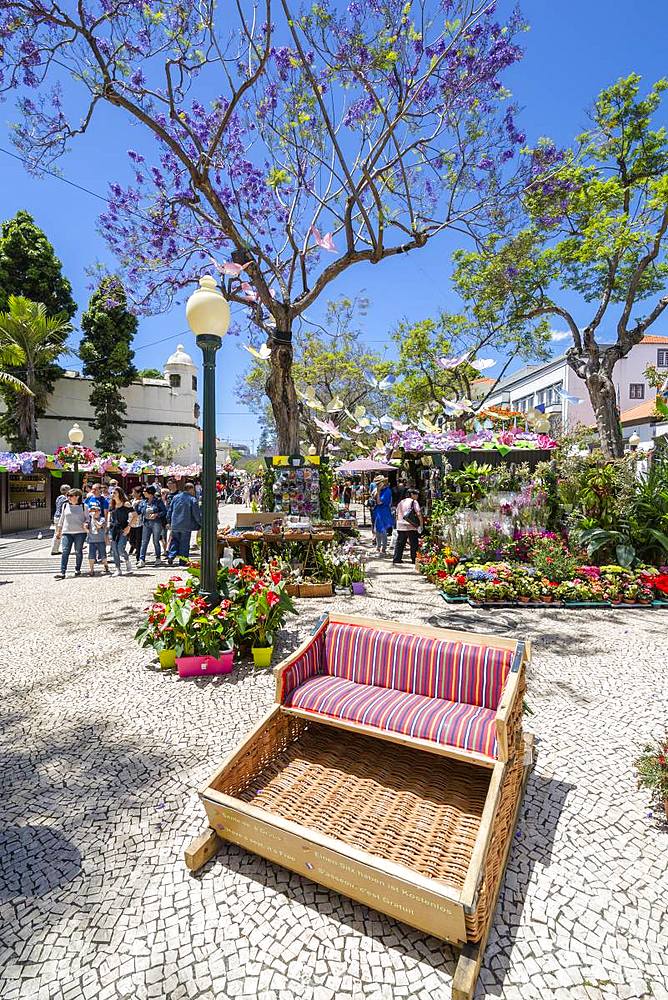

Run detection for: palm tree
[[0, 296, 71, 449]]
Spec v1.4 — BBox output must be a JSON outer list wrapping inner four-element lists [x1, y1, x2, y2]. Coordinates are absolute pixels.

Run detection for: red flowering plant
[[233, 572, 296, 651], [136, 576, 235, 656], [634, 734, 668, 811]]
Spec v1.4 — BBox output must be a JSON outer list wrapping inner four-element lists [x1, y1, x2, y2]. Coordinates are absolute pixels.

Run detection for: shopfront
[[0, 470, 53, 533]]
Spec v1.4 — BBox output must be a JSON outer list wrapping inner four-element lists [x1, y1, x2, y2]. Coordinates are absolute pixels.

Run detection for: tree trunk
[[586, 370, 624, 458], [27, 365, 36, 451], [266, 333, 300, 454]]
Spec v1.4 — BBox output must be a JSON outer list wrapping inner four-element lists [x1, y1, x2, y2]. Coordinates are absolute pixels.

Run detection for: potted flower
[[135, 600, 180, 669], [623, 581, 640, 604], [170, 595, 236, 677], [235, 578, 296, 667], [515, 576, 535, 604], [467, 582, 486, 605], [634, 735, 668, 821], [606, 579, 622, 605], [555, 581, 578, 603]]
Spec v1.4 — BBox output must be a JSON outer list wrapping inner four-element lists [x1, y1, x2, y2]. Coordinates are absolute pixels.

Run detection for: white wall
[[0, 372, 202, 463]]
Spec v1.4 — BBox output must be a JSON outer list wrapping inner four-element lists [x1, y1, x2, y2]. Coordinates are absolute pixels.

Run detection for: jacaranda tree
[[0, 0, 526, 451]]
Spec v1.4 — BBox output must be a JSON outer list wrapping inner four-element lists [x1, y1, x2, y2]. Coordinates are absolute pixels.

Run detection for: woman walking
[[372, 476, 394, 556], [128, 485, 144, 562], [392, 488, 424, 565], [54, 489, 88, 579], [109, 487, 133, 576]]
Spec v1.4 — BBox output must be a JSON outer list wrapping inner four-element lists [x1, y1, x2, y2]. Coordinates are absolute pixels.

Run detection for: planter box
[[285, 584, 300, 597], [177, 650, 234, 678], [440, 593, 467, 604], [298, 582, 334, 598], [193, 708, 533, 1000]]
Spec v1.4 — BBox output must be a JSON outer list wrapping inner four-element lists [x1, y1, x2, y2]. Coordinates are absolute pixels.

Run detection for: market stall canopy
[[335, 459, 397, 473]]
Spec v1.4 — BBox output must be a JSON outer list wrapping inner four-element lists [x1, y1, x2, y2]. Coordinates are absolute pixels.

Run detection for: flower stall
[[416, 447, 668, 609]]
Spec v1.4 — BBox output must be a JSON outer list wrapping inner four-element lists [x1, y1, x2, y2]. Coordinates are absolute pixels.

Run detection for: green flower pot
[[252, 646, 274, 668], [158, 649, 177, 670]]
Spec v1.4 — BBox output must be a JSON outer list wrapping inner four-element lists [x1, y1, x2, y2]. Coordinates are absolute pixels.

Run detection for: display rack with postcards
[[265, 455, 325, 520]]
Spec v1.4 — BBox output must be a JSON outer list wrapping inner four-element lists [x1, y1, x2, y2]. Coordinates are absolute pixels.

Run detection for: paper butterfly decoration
[[240, 282, 258, 302], [243, 344, 271, 361], [310, 226, 337, 253], [313, 416, 348, 439], [436, 351, 472, 370], [417, 414, 440, 433], [471, 357, 496, 371], [364, 372, 396, 390]]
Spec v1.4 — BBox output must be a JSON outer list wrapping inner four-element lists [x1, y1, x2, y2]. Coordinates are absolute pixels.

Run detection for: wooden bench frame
[[273, 612, 530, 767]]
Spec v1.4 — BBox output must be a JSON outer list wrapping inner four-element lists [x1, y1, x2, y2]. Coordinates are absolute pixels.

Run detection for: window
[[658, 350, 668, 368], [192, 375, 198, 391], [169, 373, 181, 388], [629, 383, 645, 400], [193, 402, 201, 421], [536, 382, 563, 407], [514, 393, 534, 413]]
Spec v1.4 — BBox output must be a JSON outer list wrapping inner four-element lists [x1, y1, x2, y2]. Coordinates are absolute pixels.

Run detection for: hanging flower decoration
[[53, 444, 99, 467]]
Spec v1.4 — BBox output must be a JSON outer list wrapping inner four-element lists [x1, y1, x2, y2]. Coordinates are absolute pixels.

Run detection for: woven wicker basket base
[[231, 722, 490, 891]]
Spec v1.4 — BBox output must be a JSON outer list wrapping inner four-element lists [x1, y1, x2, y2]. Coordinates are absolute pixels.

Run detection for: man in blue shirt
[[167, 481, 202, 566], [84, 482, 110, 518]]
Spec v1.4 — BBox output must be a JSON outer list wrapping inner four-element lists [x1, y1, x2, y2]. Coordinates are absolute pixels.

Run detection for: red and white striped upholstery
[[284, 675, 498, 756], [278, 629, 325, 702], [324, 622, 511, 710], [279, 621, 513, 758]]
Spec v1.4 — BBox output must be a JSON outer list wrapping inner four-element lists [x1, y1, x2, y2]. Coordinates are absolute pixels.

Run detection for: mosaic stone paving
[[1, 532, 667, 1000]]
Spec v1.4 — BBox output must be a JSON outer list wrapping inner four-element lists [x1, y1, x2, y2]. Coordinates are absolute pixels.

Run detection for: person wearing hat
[[392, 488, 424, 566], [137, 485, 167, 567], [371, 476, 394, 556]]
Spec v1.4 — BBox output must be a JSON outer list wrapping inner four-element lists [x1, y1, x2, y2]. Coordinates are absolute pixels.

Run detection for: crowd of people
[[52, 477, 202, 580]]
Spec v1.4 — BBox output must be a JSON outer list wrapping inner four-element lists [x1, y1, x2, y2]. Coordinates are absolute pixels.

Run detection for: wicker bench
[[275, 613, 528, 766], [187, 614, 533, 1000]]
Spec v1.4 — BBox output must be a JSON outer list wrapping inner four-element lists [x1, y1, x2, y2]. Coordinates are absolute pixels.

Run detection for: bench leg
[[452, 735, 535, 1000], [184, 827, 222, 872]]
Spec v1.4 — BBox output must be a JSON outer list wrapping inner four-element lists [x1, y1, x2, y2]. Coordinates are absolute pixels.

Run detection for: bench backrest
[[324, 622, 512, 710]]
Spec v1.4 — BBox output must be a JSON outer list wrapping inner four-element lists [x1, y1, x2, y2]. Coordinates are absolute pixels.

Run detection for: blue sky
[[1, 0, 667, 450]]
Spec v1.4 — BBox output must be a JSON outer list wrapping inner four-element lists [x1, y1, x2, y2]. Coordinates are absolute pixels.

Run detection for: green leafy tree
[[0, 211, 76, 316], [0, 296, 72, 449], [139, 434, 185, 464], [391, 309, 550, 424], [0, 211, 76, 447], [454, 75, 668, 458], [79, 277, 137, 453], [136, 368, 164, 379]]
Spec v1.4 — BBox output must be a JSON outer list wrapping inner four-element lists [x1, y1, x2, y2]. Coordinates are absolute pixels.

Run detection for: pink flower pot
[[177, 649, 234, 678]]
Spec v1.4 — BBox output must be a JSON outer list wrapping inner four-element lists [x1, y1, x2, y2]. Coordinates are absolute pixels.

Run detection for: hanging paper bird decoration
[[364, 372, 397, 390], [556, 388, 584, 405], [243, 344, 271, 361], [436, 351, 472, 370], [471, 358, 496, 371], [310, 226, 337, 252]]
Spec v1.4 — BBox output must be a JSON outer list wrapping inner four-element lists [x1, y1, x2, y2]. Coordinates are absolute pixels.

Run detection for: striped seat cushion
[[284, 675, 498, 758], [324, 622, 511, 710]]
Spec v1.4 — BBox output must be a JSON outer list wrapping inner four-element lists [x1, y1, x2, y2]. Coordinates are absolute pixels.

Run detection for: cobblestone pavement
[[1, 528, 667, 1000]]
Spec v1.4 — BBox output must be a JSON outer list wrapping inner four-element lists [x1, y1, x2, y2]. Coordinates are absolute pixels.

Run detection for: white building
[[484, 335, 668, 445], [0, 344, 202, 463]]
